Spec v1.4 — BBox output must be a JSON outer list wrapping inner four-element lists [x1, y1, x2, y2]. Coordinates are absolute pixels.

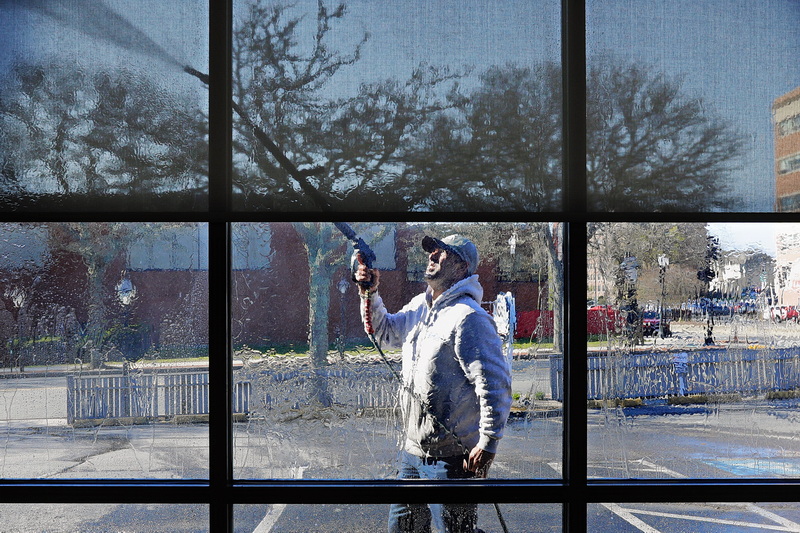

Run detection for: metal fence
[[550, 347, 800, 401], [67, 372, 251, 424]]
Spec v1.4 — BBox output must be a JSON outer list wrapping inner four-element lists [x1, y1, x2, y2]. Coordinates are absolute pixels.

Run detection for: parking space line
[[547, 458, 686, 479], [253, 466, 306, 533], [629, 507, 800, 531], [720, 503, 800, 531], [632, 459, 687, 479], [602, 503, 662, 533]]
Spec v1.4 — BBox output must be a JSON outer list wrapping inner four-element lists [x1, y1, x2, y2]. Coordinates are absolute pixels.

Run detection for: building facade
[[774, 87, 800, 212]]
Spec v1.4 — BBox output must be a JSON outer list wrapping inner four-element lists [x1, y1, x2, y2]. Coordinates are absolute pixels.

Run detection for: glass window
[[586, 222, 800, 479], [0, 504, 208, 532], [586, 1, 800, 212], [235, 502, 561, 532], [0, 222, 209, 479], [779, 153, 800, 175], [590, 502, 800, 532], [4, 1, 799, 531], [232, 222, 563, 480], [230, 0, 561, 212], [0, 1, 209, 211]]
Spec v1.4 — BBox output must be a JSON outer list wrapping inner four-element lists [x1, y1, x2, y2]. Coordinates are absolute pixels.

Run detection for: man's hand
[[354, 263, 380, 295], [464, 447, 495, 478]]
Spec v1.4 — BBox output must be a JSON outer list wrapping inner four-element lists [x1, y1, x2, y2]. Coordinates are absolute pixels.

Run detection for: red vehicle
[[774, 306, 799, 322], [642, 311, 672, 337], [587, 305, 620, 335]]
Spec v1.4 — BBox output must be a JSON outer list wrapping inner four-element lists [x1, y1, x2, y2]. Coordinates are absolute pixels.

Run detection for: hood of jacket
[[425, 274, 483, 310]]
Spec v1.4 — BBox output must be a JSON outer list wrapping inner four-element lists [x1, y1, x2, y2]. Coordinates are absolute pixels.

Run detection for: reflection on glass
[[0, 223, 208, 479], [235, 503, 560, 533], [232, 222, 562, 480], [590, 502, 800, 532], [231, 0, 561, 212], [0, 1, 209, 211], [587, 1, 800, 212], [0, 504, 208, 533], [585, 222, 800, 479]]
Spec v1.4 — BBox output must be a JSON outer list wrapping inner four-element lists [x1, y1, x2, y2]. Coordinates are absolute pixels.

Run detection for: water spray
[[20, 0, 185, 70]]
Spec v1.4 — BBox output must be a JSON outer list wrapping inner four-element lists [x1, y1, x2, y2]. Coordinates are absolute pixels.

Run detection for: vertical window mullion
[[208, 0, 233, 531], [562, 0, 588, 531]]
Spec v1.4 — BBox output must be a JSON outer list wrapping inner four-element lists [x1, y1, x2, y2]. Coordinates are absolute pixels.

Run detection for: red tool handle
[[364, 291, 374, 335], [357, 252, 375, 335]]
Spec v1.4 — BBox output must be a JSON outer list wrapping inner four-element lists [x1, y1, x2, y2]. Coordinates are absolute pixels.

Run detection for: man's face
[[424, 247, 466, 284]]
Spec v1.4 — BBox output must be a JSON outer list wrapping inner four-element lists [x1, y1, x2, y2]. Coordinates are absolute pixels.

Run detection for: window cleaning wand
[[183, 66, 332, 211]]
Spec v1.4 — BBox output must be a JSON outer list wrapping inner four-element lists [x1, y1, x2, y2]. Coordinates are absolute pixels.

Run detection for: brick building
[[774, 86, 800, 212], [0, 223, 547, 365]]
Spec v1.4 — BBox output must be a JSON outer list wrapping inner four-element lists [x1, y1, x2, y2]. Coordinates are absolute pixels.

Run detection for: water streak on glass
[[0, 222, 209, 480], [0, 1, 209, 211], [587, 222, 800, 479], [232, 222, 562, 480], [587, 0, 800, 212]]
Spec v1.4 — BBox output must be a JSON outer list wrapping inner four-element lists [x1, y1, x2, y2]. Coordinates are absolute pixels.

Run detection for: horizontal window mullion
[[231, 482, 565, 505]]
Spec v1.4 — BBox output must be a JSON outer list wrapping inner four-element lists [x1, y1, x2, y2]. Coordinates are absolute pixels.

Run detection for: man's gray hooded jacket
[[362, 275, 512, 458]]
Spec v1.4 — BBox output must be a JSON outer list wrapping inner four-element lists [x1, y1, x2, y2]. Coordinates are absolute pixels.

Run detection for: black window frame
[[0, 0, 797, 531]]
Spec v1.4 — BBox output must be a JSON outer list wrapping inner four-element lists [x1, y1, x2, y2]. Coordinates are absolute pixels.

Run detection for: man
[[355, 234, 512, 533]]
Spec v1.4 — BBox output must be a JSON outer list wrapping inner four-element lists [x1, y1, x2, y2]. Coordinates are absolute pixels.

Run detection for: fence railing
[[550, 347, 800, 401], [67, 372, 251, 424]]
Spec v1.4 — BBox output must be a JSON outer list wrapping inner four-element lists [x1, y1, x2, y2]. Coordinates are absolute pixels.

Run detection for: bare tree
[[231, 0, 463, 210], [407, 58, 744, 212], [587, 57, 745, 211], [405, 64, 562, 210], [0, 61, 207, 204]]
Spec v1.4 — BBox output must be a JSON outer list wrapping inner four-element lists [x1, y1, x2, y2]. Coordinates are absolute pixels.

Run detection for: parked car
[[771, 306, 799, 322], [642, 311, 671, 337]]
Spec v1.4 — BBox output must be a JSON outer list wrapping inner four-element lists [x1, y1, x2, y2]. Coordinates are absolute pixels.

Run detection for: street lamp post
[[658, 254, 669, 339]]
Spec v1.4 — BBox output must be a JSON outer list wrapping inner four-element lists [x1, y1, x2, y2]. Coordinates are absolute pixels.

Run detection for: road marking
[[629, 507, 800, 531], [546, 459, 686, 479], [253, 466, 306, 533], [631, 459, 687, 479], [720, 503, 800, 531], [602, 503, 661, 533]]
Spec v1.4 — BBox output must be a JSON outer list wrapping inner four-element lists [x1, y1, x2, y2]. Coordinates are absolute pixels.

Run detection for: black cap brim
[[422, 235, 446, 253]]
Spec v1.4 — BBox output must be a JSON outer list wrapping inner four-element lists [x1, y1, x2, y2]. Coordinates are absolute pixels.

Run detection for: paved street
[[2, 318, 800, 530]]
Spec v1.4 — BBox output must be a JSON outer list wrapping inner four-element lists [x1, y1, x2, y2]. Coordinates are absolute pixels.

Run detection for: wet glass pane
[[0, 223, 209, 479], [0, 504, 208, 532], [586, 1, 800, 212], [232, 222, 562, 480], [590, 502, 800, 532], [235, 503, 560, 533], [231, 0, 561, 212], [586, 222, 800, 479], [0, 1, 209, 211]]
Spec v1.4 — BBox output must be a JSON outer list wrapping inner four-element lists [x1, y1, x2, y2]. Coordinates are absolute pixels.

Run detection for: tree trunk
[[86, 256, 107, 369], [545, 224, 564, 354], [301, 225, 334, 407]]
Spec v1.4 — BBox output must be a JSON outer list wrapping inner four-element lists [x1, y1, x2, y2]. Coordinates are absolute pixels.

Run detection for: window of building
[[1, 1, 800, 532], [778, 114, 800, 137], [779, 153, 800, 175]]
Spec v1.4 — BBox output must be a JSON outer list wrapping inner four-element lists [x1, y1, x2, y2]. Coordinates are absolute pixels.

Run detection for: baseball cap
[[421, 234, 479, 276]]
